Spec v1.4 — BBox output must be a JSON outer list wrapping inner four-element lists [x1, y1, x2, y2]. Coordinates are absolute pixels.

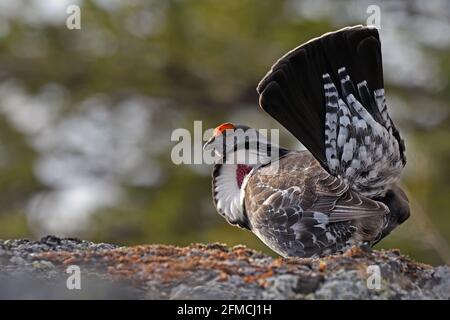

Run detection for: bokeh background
[[0, 0, 449, 265]]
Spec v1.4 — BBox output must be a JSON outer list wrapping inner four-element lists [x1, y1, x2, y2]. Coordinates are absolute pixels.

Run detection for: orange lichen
[[319, 260, 327, 272], [32, 244, 432, 290]]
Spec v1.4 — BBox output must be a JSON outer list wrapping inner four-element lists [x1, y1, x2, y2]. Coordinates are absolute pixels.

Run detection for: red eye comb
[[213, 123, 235, 136]]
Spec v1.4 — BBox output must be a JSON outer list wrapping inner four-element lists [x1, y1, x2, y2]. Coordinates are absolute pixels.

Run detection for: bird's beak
[[203, 136, 215, 152], [203, 136, 225, 159]]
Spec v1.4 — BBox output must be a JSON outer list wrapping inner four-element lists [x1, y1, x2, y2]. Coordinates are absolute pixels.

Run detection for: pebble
[[9, 256, 26, 265]]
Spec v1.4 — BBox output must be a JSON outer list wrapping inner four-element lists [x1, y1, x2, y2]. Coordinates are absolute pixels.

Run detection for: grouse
[[203, 25, 410, 258]]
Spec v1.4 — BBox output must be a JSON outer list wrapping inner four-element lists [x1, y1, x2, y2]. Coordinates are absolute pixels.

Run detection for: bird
[[203, 25, 410, 258]]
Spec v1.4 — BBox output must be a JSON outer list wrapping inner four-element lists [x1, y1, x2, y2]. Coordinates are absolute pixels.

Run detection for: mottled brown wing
[[245, 152, 388, 257]]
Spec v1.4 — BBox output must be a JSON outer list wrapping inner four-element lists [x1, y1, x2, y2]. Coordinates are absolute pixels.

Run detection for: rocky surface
[[0, 236, 449, 299]]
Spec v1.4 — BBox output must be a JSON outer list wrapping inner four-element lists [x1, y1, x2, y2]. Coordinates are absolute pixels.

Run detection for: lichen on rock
[[0, 236, 448, 299]]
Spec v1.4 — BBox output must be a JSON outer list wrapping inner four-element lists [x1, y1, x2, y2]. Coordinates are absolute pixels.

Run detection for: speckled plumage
[[245, 151, 388, 257], [321, 67, 404, 197]]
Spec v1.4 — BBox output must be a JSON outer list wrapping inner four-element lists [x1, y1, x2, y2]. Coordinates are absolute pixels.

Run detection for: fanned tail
[[257, 25, 406, 197]]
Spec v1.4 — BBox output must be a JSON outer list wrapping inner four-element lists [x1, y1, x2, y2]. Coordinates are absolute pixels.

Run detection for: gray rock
[[0, 236, 448, 300], [171, 279, 262, 300], [429, 266, 450, 299], [314, 270, 370, 300], [262, 275, 303, 299]]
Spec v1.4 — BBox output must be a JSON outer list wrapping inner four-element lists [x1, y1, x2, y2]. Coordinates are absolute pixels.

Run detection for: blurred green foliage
[[0, 0, 449, 265]]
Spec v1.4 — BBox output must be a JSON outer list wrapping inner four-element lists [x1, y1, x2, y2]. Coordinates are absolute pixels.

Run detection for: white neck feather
[[212, 145, 279, 228], [213, 164, 244, 225]]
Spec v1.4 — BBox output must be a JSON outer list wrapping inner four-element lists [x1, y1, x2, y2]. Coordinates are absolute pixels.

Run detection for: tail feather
[[257, 25, 406, 197]]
